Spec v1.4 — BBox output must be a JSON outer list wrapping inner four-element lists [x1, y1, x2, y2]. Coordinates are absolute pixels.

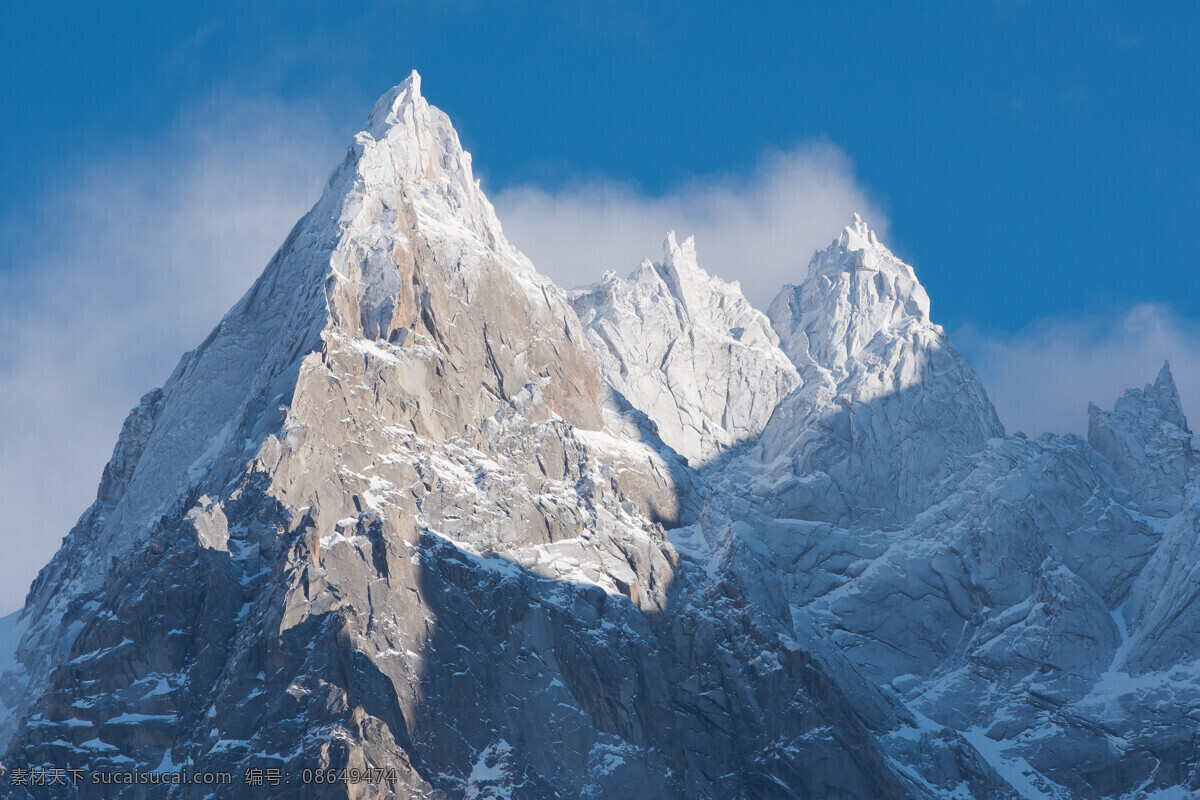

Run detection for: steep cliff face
[[2, 73, 1198, 800]]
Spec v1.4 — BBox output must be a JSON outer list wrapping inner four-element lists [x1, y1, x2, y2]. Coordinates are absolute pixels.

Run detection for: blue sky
[[1, 2, 1198, 612], [3, 1, 1197, 331]]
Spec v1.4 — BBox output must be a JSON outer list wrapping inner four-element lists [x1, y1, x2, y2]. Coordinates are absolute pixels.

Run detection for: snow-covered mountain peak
[[570, 234, 799, 463], [821, 212, 907, 282], [664, 229, 692, 256], [343, 70, 516, 260], [364, 69, 424, 136], [360, 69, 455, 182], [819, 214, 928, 315], [657, 231, 709, 313], [1089, 362, 1194, 516], [768, 218, 934, 375], [758, 218, 1002, 521], [1114, 360, 1191, 432], [836, 212, 882, 252]]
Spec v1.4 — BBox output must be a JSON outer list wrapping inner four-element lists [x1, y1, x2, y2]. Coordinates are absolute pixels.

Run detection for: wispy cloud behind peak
[[492, 143, 889, 309], [0, 95, 340, 613]]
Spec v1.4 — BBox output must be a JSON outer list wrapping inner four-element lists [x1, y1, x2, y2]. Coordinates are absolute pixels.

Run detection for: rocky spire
[[769, 213, 933, 372], [1113, 360, 1191, 433], [569, 232, 799, 464], [835, 212, 883, 252], [1089, 361, 1194, 516], [348, 69, 509, 258], [656, 231, 708, 317]]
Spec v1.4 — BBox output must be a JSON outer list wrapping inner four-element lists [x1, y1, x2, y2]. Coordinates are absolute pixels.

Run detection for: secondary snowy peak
[[1116, 360, 1190, 431], [754, 215, 1003, 522], [837, 211, 883, 251], [570, 233, 800, 464], [654, 231, 785, 345], [1089, 361, 1194, 517], [655, 231, 712, 316], [768, 213, 932, 373]]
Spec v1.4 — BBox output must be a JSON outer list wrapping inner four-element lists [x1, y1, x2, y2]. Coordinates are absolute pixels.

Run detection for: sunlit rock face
[[2, 74, 1198, 800]]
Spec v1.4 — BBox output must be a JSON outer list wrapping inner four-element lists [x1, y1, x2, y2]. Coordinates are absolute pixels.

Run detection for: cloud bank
[[0, 98, 340, 613], [492, 144, 889, 309], [957, 305, 1200, 438]]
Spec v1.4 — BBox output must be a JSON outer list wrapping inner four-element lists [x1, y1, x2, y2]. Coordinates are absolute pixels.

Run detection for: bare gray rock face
[[2, 74, 1198, 800]]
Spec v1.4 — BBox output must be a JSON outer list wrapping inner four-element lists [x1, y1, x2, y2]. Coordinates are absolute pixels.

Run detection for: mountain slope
[[0, 73, 933, 800], [690, 222, 1199, 797], [2, 73, 1197, 800]]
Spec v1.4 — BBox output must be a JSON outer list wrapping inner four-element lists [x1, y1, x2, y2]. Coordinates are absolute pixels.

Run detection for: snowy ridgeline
[[1, 71, 1198, 800]]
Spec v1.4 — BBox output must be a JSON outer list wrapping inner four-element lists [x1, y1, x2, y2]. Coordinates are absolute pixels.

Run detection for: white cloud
[[956, 304, 1200, 437], [0, 96, 340, 614], [491, 143, 889, 309]]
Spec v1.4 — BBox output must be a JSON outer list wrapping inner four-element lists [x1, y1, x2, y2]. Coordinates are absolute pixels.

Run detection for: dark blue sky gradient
[[2, 1, 1196, 334]]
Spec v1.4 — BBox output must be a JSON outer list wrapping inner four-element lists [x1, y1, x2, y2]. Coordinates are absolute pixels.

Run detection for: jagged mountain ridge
[[1, 72, 1198, 800], [579, 209, 1200, 797]]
